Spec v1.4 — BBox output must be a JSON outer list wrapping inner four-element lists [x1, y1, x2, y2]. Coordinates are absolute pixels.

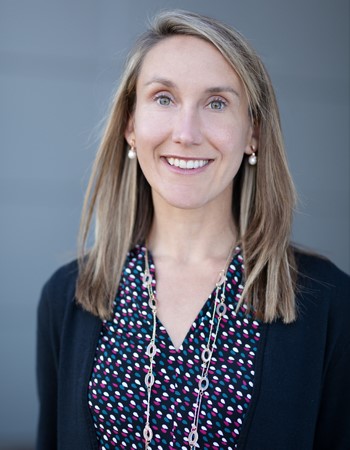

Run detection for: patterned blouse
[[88, 245, 261, 449]]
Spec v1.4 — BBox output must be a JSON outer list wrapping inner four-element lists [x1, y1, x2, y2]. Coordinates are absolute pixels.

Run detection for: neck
[[147, 193, 236, 264]]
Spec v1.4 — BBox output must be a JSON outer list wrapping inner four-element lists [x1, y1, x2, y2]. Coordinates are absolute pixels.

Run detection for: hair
[[76, 9, 297, 323]]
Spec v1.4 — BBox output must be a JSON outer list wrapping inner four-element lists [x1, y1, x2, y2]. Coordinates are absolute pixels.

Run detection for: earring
[[248, 145, 257, 166], [128, 144, 137, 160]]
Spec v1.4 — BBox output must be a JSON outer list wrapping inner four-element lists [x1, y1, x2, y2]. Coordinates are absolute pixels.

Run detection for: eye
[[208, 98, 227, 110], [155, 94, 172, 106]]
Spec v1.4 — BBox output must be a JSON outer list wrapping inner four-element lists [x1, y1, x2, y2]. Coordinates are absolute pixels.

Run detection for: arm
[[313, 265, 350, 450], [36, 281, 58, 450], [313, 342, 350, 449]]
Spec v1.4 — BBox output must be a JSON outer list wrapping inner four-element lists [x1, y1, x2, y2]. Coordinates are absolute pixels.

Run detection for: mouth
[[165, 157, 210, 170]]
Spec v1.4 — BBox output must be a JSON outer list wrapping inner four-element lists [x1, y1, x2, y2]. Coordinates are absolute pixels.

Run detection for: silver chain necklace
[[142, 247, 234, 449]]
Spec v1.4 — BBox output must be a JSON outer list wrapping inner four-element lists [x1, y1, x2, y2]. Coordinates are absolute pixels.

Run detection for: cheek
[[134, 109, 170, 144], [223, 151, 245, 179], [205, 113, 250, 145]]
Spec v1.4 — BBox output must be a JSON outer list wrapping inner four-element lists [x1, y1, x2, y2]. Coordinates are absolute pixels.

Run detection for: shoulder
[[295, 249, 350, 304], [41, 259, 79, 305], [294, 248, 350, 347], [38, 259, 80, 331]]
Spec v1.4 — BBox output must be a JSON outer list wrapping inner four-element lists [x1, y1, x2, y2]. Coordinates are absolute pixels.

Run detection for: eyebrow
[[144, 77, 176, 88], [205, 86, 239, 97], [144, 77, 240, 97]]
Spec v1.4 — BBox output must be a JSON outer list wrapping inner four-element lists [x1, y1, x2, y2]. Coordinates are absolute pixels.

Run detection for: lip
[[161, 155, 213, 174]]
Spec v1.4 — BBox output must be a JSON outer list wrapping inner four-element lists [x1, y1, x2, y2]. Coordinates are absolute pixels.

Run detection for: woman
[[36, 10, 350, 450]]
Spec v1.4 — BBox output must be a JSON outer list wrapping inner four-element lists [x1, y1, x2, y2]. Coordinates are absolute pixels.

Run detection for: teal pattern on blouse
[[88, 245, 261, 449]]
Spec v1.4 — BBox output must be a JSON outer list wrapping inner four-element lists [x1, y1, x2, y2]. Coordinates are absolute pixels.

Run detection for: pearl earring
[[248, 145, 257, 166], [128, 144, 137, 160]]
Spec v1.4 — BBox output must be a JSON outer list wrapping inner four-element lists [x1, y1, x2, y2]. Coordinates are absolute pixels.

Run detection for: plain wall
[[0, 0, 349, 447]]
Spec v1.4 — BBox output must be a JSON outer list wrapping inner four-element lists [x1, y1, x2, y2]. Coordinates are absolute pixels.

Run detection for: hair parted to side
[[76, 9, 297, 323]]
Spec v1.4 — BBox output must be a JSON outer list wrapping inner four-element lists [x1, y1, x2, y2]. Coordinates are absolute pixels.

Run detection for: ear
[[124, 115, 136, 147], [244, 121, 260, 155]]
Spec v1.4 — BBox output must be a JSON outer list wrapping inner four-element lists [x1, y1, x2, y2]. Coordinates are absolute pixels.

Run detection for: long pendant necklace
[[142, 247, 234, 450]]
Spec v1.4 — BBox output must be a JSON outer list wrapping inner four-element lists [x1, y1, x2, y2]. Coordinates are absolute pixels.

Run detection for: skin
[[125, 35, 258, 349]]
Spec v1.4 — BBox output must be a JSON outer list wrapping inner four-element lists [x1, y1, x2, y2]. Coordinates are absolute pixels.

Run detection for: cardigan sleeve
[[36, 260, 100, 450], [313, 265, 350, 450], [36, 261, 78, 450], [36, 280, 59, 450], [314, 342, 350, 449]]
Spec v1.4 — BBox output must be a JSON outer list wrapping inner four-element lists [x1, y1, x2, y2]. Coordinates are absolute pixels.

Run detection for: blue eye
[[156, 95, 171, 106], [209, 99, 226, 110]]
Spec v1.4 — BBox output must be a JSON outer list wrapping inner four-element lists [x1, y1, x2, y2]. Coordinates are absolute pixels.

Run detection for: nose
[[172, 106, 202, 146]]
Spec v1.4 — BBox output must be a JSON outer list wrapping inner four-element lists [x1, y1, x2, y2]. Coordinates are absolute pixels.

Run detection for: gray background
[[0, 0, 349, 448]]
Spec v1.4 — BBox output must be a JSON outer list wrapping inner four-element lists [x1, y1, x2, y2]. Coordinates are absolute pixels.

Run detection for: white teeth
[[166, 157, 209, 169]]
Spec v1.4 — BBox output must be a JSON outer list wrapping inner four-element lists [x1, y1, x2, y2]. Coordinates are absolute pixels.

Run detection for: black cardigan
[[36, 252, 350, 450]]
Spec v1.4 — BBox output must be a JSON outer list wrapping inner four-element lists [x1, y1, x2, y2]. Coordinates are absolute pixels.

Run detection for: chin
[[158, 193, 211, 211]]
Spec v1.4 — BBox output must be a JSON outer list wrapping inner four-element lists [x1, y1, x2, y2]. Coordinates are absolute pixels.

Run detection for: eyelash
[[208, 97, 228, 110], [153, 93, 228, 110], [154, 93, 173, 106]]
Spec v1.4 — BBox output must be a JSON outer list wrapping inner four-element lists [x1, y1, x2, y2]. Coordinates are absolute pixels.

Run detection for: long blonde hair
[[76, 10, 297, 323]]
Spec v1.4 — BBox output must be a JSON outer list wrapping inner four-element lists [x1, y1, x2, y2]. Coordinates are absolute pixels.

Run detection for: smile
[[165, 157, 209, 169]]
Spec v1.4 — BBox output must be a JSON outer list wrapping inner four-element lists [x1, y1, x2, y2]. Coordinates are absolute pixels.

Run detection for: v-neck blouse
[[87, 245, 261, 449]]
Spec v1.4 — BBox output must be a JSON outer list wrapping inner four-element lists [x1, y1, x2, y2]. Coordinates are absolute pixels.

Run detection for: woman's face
[[125, 35, 257, 211]]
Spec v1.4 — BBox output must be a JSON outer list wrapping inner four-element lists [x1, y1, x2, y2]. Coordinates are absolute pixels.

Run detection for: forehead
[[137, 35, 243, 92]]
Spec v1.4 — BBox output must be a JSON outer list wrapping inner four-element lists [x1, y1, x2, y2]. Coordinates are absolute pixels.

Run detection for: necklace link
[[217, 302, 227, 317], [148, 295, 157, 310], [143, 424, 153, 443], [143, 272, 153, 286], [146, 342, 157, 358], [198, 375, 210, 392], [201, 347, 212, 363], [216, 270, 226, 287], [145, 372, 155, 388], [188, 428, 199, 446]]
